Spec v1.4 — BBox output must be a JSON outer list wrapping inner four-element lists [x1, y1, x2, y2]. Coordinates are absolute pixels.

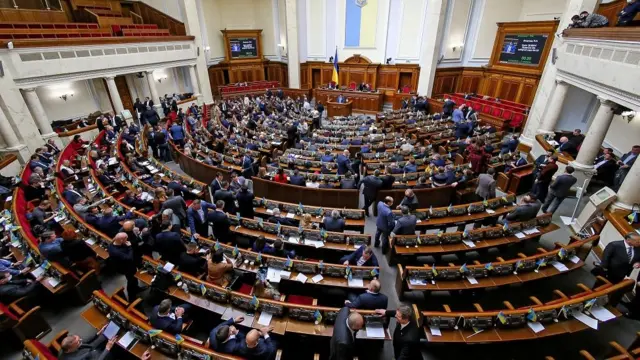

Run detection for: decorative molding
[[557, 69, 640, 110], [394, 0, 428, 62], [306, 0, 327, 58]]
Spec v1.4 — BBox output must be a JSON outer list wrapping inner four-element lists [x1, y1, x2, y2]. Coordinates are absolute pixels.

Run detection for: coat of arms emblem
[[355, 0, 368, 7]]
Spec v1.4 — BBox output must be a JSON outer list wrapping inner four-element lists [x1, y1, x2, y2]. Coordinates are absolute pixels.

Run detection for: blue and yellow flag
[[584, 298, 597, 310], [459, 263, 468, 274], [429, 206, 433, 215], [318, 260, 324, 270], [256, 252, 262, 265], [285, 256, 292, 269], [24, 253, 34, 266], [298, 202, 304, 213], [483, 199, 489, 207], [214, 240, 220, 251], [485, 262, 494, 271], [320, 228, 327, 239], [371, 267, 379, 277], [431, 264, 438, 277], [199, 283, 206, 296], [497, 311, 507, 324], [42, 260, 51, 270], [175, 334, 185, 344], [526, 308, 537, 322], [416, 236, 422, 245], [148, 329, 162, 337], [536, 258, 547, 268], [314, 309, 323, 324], [345, 265, 352, 279], [448, 204, 453, 212], [250, 295, 260, 310], [232, 245, 239, 257], [276, 222, 281, 234], [463, 229, 469, 238], [258, 217, 264, 228], [558, 248, 567, 260], [503, 221, 509, 231], [173, 273, 182, 282], [332, 48, 339, 84], [437, 230, 444, 237], [515, 260, 523, 271]]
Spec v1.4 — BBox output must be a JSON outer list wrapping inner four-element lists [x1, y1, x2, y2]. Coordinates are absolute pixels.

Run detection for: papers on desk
[[312, 274, 324, 283], [466, 276, 479, 285], [163, 262, 175, 272], [589, 306, 616, 322], [103, 321, 120, 340], [464, 223, 475, 231], [118, 331, 137, 349], [573, 312, 598, 329], [409, 278, 427, 285], [107, 157, 118, 165], [365, 325, 385, 338], [31, 267, 45, 278], [514, 232, 526, 239], [550, 261, 569, 272], [139, 161, 150, 166], [140, 192, 153, 202], [288, 236, 299, 244], [54, 213, 66, 223], [295, 273, 307, 283], [446, 226, 458, 233], [191, 189, 200, 194], [569, 255, 580, 264], [5, 196, 12, 202], [425, 229, 440, 235], [266, 209, 274, 215], [286, 213, 296, 219], [353, 244, 362, 250], [47, 277, 61, 288], [266, 268, 282, 283], [523, 228, 540, 235], [416, 219, 422, 223], [305, 240, 324, 248], [149, 168, 159, 174], [527, 321, 545, 333], [280, 271, 291, 279], [548, 140, 559, 147], [85, 238, 96, 246], [462, 240, 476, 248], [429, 326, 442, 336], [486, 209, 496, 214], [348, 277, 364, 288], [258, 312, 273, 326]]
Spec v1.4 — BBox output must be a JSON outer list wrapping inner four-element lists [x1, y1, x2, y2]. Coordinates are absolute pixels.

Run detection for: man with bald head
[[238, 326, 277, 360], [398, 189, 419, 211], [329, 307, 364, 360], [345, 279, 388, 310], [108, 232, 140, 301], [120, 219, 152, 265], [59, 324, 116, 360]]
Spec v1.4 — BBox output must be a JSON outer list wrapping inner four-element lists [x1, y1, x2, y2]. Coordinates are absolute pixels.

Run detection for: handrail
[[562, 27, 640, 42], [130, 10, 143, 24]]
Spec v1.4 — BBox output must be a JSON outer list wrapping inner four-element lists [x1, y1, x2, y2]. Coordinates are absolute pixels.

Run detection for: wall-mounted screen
[[499, 34, 548, 66], [230, 38, 258, 59]]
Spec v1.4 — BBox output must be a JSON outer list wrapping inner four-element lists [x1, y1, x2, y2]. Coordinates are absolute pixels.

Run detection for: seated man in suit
[[499, 194, 541, 224], [340, 246, 378, 267], [430, 154, 446, 168], [96, 207, 134, 239], [0, 270, 42, 302], [58, 326, 116, 360], [121, 189, 153, 213], [500, 135, 520, 155], [593, 152, 619, 187], [397, 189, 419, 211], [267, 208, 297, 227], [62, 183, 84, 206], [340, 171, 357, 189], [345, 279, 388, 310], [210, 315, 247, 354], [323, 210, 346, 232], [288, 169, 306, 186], [150, 299, 191, 334], [390, 206, 417, 238], [178, 242, 207, 276], [239, 327, 277, 360], [557, 136, 579, 158]]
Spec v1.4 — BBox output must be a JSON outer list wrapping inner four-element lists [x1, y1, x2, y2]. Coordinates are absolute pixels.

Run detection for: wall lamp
[[59, 93, 74, 101]]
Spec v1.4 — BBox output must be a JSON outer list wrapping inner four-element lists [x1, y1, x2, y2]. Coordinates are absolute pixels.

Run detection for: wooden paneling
[[0, 8, 69, 22], [0, 35, 193, 48], [115, 75, 134, 116], [299, 63, 309, 89], [265, 62, 288, 87], [595, 0, 640, 26], [563, 27, 640, 42], [132, 1, 185, 36]]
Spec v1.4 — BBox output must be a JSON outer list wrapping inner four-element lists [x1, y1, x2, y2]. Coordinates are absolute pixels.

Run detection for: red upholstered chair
[[286, 295, 315, 306], [509, 113, 525, 132], [402, 85, 411, 94], [349, 82, 356, 90], [491, 107, 502, 118], [502, 109, 514, 121], [0, 298, 51, 342], [472, 102, 482, 112], [482, 105, 492, 114]]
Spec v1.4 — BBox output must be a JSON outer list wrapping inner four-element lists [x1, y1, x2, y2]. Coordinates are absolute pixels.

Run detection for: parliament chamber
[[1, 0, 640, 360]]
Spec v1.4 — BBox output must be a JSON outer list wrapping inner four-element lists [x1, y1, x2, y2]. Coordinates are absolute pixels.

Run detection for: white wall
[[442, 0, 472, 60], [519, 0, 568, 21], [556, 85, 597, 132], [141, 0, 184, 22], [90, 79, 113, 114], [334, 0, 391, 63], [126, 68, 188, 102], [306, 0, 327, 61], [36, 81, 100, 121], [605, 114, 640, 156], [472, 0, 523, 60]]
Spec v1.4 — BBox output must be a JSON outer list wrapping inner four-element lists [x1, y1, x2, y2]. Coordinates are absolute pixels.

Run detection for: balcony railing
[[563, 27, 640, 42]]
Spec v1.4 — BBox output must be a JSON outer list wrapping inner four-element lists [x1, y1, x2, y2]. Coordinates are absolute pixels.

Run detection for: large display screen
[[498, 34, 548, 66], [230, 38, 258, 58]]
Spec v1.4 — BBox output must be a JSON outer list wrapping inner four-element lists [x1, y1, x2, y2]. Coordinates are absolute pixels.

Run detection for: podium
[[327, 101, 352, 117]]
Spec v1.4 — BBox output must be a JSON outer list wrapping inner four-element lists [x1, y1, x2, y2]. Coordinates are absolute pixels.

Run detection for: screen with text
[[230, 38, 258, 59], [498, 34, 548, 66]]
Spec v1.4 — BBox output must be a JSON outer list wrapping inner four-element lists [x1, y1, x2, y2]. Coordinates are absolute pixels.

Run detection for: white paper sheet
[[589, 306, 616, 322], [465, 276, 478, 284], [163, 262, 175, 272], [296, 273, 307, 283], [258, 312, 273, 326], [191, 189, 200, 194], [523, 228, 540, 235], [464, 223, 475, 231], [85, 238, 96, 246], [573, 312, 598, 330], [514, 232, 526, 239], [429, 326, 442, 336], [527, 322, 545, 333], [445, 226, 458, 233], [311, 274, 324, 283], [5, 196, 12, 202], [266, 209, 274, 214], [416, 219, 422, 223], [409, 278, 427, 285], [288, 236, 299, 244], [31, 267, 45, 278], [569, 255, 580, 264], [365, 325, 385, 338], [462, 240, 476, 248], [103, 321, 120, 340], [550, 261, 569, 272], [279, 271, 291, 279], [486, 209, 496, 214], [266, 268, 281, 283], [47, 277, 61, 288], [286, 213, 295, 219], [348, 277, 364, 287], [117, 331, 136, 348]]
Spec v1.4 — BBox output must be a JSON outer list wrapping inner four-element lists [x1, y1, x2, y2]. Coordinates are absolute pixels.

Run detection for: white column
[[188, 64, 202, 101], [145, 71, 164, 117], [179, 0, 214, 104], [613, 159, 640, 210], [22, 88, 59, 144], [417, 0, 448, 96], [537, 79, 570, 134], [0, 107, 21, 149], [573, 97, 616, 168], [284, 0, 300, 88], [0, 87, 44, 154], [105, 76, 125, 116]]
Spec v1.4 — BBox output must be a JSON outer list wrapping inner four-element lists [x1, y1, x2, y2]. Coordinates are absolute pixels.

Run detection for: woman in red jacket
[[273, 168, 288, 183]]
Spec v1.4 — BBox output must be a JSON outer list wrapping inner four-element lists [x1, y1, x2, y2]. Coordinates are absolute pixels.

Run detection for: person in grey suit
[[499, 194, 541, 224], [397, 189, 419, 211], [601, 232, 640, 284], [340, 171, 357, 189], [391, 206, 417, 238], [160, 188, 188, 224], [324, 210, 346, 232], [328, 307, 364, 360], [360, 170, 383, 216], [58, 326, 116, 360], [541, 166, 577, 214], [475, 168, 496, 200]]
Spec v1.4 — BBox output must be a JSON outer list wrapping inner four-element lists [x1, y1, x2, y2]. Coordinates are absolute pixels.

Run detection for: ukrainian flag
[[332, 48, 339, 84], [344, 0, 378, 47]]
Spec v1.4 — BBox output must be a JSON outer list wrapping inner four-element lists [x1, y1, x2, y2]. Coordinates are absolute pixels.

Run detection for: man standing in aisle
[[360, 170, 382, 217], [375, 196, 395, 253], [541, 166, 577, 214], [329, 307, 364, 360], [374, 305, 422, 360]]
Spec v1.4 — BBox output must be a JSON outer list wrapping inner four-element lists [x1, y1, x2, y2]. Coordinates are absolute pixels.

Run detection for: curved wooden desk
[[327, 100, 352, 117]]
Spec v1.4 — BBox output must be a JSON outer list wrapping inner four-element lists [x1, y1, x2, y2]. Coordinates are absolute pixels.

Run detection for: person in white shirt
[[59, 160, 76, 177], [400, 140, 414, 153], [306, 175, 320, 188]]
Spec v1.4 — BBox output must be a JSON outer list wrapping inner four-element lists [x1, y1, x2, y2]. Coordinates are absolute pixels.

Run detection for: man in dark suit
[[374, 305, 422, 360], [500, 135, 519, 155], [107, 232, 141, 302], [154, 221, 186, 264], [210, 172, 224, 195], [340, 172, 357, 189], [161, 189, 188, 225], [62, 183, 83, 206], [500, 194, 541, 223], [239, 327, 277, 360], [533, 149, 554, 178], [360, 170, 382, 217], [390, 206, 417, 238], [323, 210, 346, 232], [336, 150, 352, 175], [58, 326, 116, 360], [601, 232, 640, 284], [593, 152, 619, 187], [168, 180, 190, 199], [614, 145, 640, 190], [214, 181, 237, 214], [532, 155, 558, 202], [289, 170, 306, 186], [178, 243, 206, 276], [541, 166, 577, 214], [208, 201, 233, 243], [375, 196, 395, 251], [236, 184, 255, 219], [329, 307, 364, 360], [475, 168, 496, 200], [380, 167, 396, 190], [267, 208, 297, 227], [97, 208, 133, 239], [340, 246, 379, 267], [187, 199, 215, 239], [210, 316, 246, 354], [345, 279, 388, 310], [557, 136, 579, 157], [150, 299, 190, 334]]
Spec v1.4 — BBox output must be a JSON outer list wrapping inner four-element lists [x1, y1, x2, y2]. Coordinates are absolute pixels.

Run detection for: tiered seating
[[219, 81, 280, 95], [0, 27, 112, 40], [122, 28, 171, 37], [446, 93, 528, 130]]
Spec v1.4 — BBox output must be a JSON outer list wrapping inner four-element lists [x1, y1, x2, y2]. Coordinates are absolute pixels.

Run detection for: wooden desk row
[[395, 235, 598, 295], [419, 279, 633, 343], [313, 89, 384, 114]]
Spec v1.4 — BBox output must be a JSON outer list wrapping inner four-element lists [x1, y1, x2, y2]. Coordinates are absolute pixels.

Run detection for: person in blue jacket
[[339, 246, 379, 267], [239, 327, 278, 360], [210, 316, 246, 354], [150, 299, 191, 334], [169, 121, 185, 147]]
